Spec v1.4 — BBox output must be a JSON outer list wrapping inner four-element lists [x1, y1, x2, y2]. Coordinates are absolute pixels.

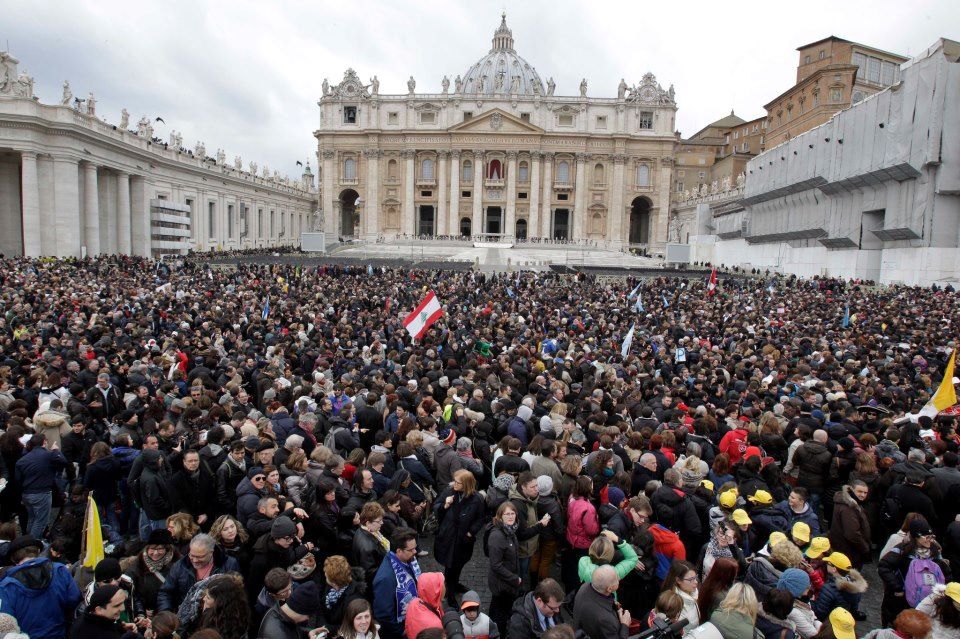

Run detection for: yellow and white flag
[[920, 349, 957, 418], [81, 495, 105, 569]]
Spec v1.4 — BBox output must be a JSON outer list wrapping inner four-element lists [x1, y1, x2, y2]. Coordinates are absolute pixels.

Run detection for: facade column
[[53, 156, 81, 257], [505, 151, 517, 238], [436, 151, 448, 236], [82, 162, 100, 256], [321, 150, 335, 236], [572, 153, 587, 240], [402, 151, 415, 236], [610, 154, 626, 246], [655, 158, 673, 246], [116, 172, 132, 254], [472, 150, 483, 235], [529, 152, 541, 240], [365, 149, 380, 238], [20, 152, 41, 257], [448, 151, 460, 236], [130, 176, 151, 257], [540, 153, 553, 238]]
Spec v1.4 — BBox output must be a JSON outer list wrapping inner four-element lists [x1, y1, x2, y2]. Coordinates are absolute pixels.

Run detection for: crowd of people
[[0, 254, 958, 639]]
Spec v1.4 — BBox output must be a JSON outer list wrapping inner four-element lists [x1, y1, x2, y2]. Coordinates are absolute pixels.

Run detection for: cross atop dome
[[491, 13, 515, 52]]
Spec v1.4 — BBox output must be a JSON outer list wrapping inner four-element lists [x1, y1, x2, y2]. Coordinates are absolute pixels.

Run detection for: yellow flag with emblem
[[82, 495, 105, 568], [921, 349, 957, 417]]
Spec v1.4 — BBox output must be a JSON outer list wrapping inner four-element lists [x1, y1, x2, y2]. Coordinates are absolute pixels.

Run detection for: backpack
[[480, 522, 495, 556], [881, 487, 902, 526], [324, 426, 344, 452], [904, 557, 945, 606]]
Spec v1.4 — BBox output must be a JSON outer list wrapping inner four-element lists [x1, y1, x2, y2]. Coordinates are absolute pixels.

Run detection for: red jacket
[[405, 573, 445, 639], [719, 428, 749, 464], [566, 496, 600, 549]]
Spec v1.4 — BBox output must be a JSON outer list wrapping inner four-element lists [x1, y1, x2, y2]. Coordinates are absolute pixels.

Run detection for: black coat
[[352, 527, 388, 592], [434, 489, 485, 567], [138, 462, 172, 521], [169, 466, 218, 521], [508, 590, 573, 639], [793, 441, 832, 494], [487, 523, 521, 596], [257, 603, 306, 639], [247, 534, 309, 602], [125, 553, 173, 613], [71, 611, 141, 639], [320, 580, 365, 630], [156, 546, 239, 612]]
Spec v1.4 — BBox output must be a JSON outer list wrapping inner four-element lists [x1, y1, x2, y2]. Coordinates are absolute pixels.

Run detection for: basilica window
[[421, 158, 435, 180], [556, 161, 570, 183], [343, 106, 357, 124], [387, 159, 398, 180], [831, 89, 843, 103], [344, 158, 357, 180], [558, 114, 574, 127], [636, 164, 650, 187], [462, 160, 473, 182], [487, 159, 503, 180], [388, 112, 399, 125], [518, 161, 529, 182], [593, 163, 605, 185], [639, 111, 653, 130], [595, 115, 607, 129], [420, 112, 436, 125]]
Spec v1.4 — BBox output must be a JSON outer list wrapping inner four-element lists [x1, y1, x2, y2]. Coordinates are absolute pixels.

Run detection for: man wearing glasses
[[507, 578, 571, 639], [157, 534, 239, 613], [373, 528, 422, 639]]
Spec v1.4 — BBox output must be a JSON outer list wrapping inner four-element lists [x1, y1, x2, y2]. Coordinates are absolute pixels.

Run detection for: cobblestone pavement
[[417, 535, 885, 634]]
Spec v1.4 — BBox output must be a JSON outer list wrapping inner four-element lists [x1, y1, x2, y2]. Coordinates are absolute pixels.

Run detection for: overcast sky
[[3, 0, 956, 179]]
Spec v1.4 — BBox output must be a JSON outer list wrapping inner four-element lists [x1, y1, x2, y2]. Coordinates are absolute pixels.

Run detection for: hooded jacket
[[811, 569, 868, 621], [404, 572, 445, 639], [744, 556, 783, 600], [0, 557, 83, 639], [792, 441, 832, 493], [236, 476, 267, 527], [138, 449, 172, 520], [828, 485, 871, 567]]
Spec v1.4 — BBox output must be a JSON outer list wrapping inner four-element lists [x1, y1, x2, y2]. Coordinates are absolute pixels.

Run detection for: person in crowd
[[776, 569, 821, 639], [257, 579, 324, 639], [698, 557, 740, 622], [15, 433, 67, 538], [72, 584, 142, 639], [339, 598, 380, 639], [573, 564, 631, 639], [320, 555, 366, 631], [460, 589, 500, 639], [755, 588, 797, 639], [373, 528, 421, 639], [861, 610, 932, 639], [196, 576, 250, 639], [157, 533, 239, 612], [916, 582, 960, 639], [663, 559, 701, 631], [578, 529, 639, 583], [812, 553, 868, 622], [353, 502, 390, 595], [828, 482, 871, 569], [564, 475, 599, 591], [699, 520, 747, 579], [507, 578, 569, 639], [879, 518, 952, 626], [434, 469, 484, 604], [486, 501, 525, 633], [124, 528, 177, 615], [404, 572, 446, 639], [709, 583, 761, 639]]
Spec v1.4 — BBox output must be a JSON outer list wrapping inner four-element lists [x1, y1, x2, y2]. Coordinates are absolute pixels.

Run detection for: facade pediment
[[447, 109, 543, 134]]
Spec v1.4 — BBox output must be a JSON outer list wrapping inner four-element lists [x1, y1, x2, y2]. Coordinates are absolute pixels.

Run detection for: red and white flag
[[707, 268, 718, 296], [403, 291, 443, 340]]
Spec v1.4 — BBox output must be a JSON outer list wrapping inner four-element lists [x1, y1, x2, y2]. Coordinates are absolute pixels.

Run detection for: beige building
[[315, 15, 678, 248], [763, 36, 908, 149], [674, 112, 763, 198]]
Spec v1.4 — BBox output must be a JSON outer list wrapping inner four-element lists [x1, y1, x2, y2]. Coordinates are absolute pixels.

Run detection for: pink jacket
[[566, 496, 600, 549]]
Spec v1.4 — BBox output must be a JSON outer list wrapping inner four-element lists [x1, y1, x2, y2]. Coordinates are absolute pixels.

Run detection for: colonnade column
[[82, 162, 100, 256], [448, 151, 460, 235], [321, 150, 335, 236], [436, 151, 448, 236], [529, 152, 541, 240], [116, 172, 132, 254], [657, 158, 674, 246], [505, 151, 517, 238], [20, 152, 41, 257], [365, 149, 380, 238], [610, 155, 626, 246], [402, 151, 415, 235], [472, 150, 483, 234], [53, 156, 81, 257], [572, 153, 587, 240], [540, 153, 553, 238], [130, 176, 151, 257]]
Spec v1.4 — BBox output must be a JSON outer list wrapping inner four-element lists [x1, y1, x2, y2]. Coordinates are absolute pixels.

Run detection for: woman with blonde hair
[[166, 512, 200, 555], [435, 469, 486, 604], [209, 514, 251, 572], [578, 529, 639, 583], [710, 583, 762, 639]]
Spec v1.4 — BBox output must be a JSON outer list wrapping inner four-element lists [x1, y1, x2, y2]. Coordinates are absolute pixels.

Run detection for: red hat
[[677, 402, 690, 413]]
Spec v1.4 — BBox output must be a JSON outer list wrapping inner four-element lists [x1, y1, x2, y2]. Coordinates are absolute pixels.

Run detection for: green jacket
[[710, 610, 763, 639], [578, 541, 639, 582]]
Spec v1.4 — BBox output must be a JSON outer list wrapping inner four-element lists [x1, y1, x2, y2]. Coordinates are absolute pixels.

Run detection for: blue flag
[[634, 296, 644, 313], [261, 296, 271, 321], [627, 282, 642, 300], [651, 340, 659, 356], [621, 323, 635, 358], [842, 304, 850, 328], [662, 294, 670, 308], [506, 287, 516, 299]]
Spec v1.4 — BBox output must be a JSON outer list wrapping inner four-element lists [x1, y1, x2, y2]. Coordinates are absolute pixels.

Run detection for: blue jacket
[[507, 417, 529, 447], [14, 447, 67, 494], [773, 500, 821, 536], [0, 557, 83, 639], [235, 476, 265, 527], [156, 546, 239, 612], [270, 411, 296, 442], [372, 552, 418, 626]]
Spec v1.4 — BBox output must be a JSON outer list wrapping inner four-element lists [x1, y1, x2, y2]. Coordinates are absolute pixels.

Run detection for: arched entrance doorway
[[629, 197, 652, 245], [515, 219, 527, 240], [417, 205, 435, 236], [339, 189, 359, 238], [552, 209, 570, 240], [460, 217, 472, 236]]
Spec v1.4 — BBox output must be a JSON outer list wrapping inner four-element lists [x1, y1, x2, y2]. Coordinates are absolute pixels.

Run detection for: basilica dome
[[460, 14, 545, 97]]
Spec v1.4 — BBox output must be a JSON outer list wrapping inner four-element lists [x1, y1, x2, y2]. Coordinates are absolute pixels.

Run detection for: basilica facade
[[315, 15, 678, 247]]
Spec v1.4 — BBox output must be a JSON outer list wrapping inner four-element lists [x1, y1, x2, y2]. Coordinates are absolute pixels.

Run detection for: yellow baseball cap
[[792, 522, 811, 544], [824, 552, 852, 571], [732, 509, 752, 526], [946, 582, 960, 604], [806, 537, 831, 559], [719, 490, 738, 509], [829, 608, 856, 639], [768, 532, 788, 548], [701, 479, 715, 492], [749, 490, 773, 505]]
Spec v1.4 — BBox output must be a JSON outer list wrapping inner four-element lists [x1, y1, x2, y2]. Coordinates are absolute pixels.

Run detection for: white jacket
[[787, 601, 821, 639]]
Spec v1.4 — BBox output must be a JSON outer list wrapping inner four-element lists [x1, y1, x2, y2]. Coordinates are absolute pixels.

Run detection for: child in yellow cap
[[813, 552, 868, 622], [828, 608, 856, 639]]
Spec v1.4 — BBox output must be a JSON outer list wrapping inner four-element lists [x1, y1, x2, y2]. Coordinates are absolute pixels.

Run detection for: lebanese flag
[[403, 291, 443, 340], [707, 268, 718, 296]]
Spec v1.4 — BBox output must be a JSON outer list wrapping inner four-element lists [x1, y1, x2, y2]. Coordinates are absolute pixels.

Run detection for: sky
[[3, 0, 956, 179]]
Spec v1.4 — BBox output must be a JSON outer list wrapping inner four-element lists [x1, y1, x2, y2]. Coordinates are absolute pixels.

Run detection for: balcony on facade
[[553, 181, 573, 191], [340, 178, 359, 186], [485, 178, 504, 188], [416, 177, 437, 187]]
